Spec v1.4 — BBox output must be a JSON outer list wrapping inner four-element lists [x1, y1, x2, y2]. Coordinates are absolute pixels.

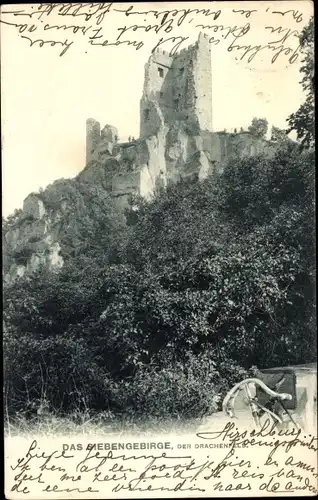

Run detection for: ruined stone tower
[[4, 33, 276, 281], [86, 119, 118, 164], [140, 32, 212, 138], [81, 33, 272, 211], [86, 118, 100, 165]]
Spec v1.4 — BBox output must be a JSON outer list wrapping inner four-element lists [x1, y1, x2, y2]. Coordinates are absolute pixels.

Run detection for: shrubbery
[[3, 140, 315, 422], [4, 325, 250, 420], [3, 17, 315, 425], [10, 244, 35, 266]]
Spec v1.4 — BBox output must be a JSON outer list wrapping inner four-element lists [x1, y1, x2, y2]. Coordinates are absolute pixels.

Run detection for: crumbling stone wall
[[194, 33, 213, 131], [83, 34, 275, 208], [4, 34, 278, 282], [86, 118, 101, 164], [140, 32, 212, 138]]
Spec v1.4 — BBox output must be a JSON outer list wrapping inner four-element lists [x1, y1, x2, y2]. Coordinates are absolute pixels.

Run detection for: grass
[[4, 409, 206, 438]]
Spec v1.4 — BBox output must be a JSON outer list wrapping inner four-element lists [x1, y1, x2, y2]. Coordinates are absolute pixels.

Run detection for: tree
[[248, 118, 268, 138], [4, 40, 316, 421], [271, 126, 289, 143], [287, 17, 314, 148], [3, 208, 22, 233], [218, 144, 314, 230], [4, 144, 315, 418]]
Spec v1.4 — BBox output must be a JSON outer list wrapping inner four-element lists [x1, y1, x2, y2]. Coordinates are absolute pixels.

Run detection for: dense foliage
[[271, 126, 289, 143], [3, 17, 315, 421], [287, 16, 315, 148], [3, 141, 315, 419], [248, 117, 268, 138]]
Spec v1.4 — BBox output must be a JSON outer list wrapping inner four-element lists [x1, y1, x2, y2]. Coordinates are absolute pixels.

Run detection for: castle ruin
[[4, 33, 275, 281], [83, 33, 273, 211], [139, 32, 212, 137]]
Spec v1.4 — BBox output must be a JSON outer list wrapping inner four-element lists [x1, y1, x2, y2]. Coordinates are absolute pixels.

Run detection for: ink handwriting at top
[[195, 23, 251, 41], [271, 9, 303, 23], [113, 5, 222, 26], [232, 8, 257, 18], [226, 37, 301, 65], [21, 35, 74, 57], [264, 26, 300, 45], [0, 2, 307, 63], [2, 3, 114, 25]]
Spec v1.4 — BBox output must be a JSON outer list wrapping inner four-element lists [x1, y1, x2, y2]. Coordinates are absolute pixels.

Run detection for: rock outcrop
[[3, 126, 276, 282], [3, 33, 277, 282], [3, 193, 64, 281]]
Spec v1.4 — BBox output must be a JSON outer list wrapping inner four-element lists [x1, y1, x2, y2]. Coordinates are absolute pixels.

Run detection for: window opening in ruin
[[174, 99, 179, 109], [179, 68, 184, 74], [158, 67, 164, 77], [144, 109, 150, 120], [160, 92, 163, 98]]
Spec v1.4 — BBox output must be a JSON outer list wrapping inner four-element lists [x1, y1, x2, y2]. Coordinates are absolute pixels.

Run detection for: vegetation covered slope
[[3, 142, 315, 419], [3, 17, 315, 423]]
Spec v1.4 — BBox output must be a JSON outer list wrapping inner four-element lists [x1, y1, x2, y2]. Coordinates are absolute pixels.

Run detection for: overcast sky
[[1, 1, 312, 216]]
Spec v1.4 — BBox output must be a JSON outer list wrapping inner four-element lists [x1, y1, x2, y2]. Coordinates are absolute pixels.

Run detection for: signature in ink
[[197, 420, 318, 457]]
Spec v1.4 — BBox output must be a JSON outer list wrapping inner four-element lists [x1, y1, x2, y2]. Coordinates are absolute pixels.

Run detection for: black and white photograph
[[2, 1, 316, 497]]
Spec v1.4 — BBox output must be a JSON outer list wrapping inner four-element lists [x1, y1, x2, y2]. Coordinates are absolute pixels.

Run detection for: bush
[[11, 244, 34, 266], [4, 323, 248, 419], [4, 331, 114, 416], [108, 353, 248, 419], [248, 117, 268, 138], [3, 141, 315, 422], [2, 209, 23, 233]]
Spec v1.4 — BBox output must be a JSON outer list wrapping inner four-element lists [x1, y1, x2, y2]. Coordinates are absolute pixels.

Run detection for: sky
[[1, 1, 313, 216]]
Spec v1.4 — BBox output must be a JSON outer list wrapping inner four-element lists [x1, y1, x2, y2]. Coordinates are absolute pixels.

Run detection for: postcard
[[2, 1, 316, 498]]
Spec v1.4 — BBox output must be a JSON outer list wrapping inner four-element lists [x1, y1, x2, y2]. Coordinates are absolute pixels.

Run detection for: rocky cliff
[[3, 124, 277, 282], [3, 33, 279, 282], [3, 193, 64, 281], [84, 112, 276, 209]]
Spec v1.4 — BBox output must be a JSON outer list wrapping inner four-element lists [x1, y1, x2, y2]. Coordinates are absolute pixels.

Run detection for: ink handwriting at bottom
[[77, 447, 247, 493], [10, 439, 75, 494], [196, 419, 318, 458], [77, 448, 206, 492], [7, 433, 317, 496]]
